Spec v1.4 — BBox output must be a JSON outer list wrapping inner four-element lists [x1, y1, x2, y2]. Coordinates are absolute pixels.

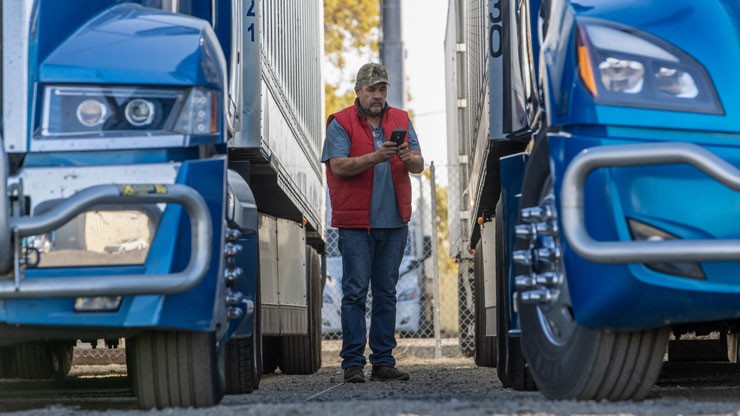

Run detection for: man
[[321, 63, 424, 383]]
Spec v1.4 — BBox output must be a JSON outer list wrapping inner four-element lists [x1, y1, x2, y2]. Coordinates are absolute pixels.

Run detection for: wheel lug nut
[[513, 250, 532, 266]]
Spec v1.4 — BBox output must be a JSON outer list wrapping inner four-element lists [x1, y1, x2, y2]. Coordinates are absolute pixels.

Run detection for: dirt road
[[3, 340, 740, 415]]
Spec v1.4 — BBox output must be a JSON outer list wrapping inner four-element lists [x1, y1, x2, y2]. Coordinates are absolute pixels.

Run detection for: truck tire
[[474, 239, 497, 367], [53, 344, 74, 380], [14, 342, 70, 380], [279, 246, 322, 374], [225, 230, 262, 394], [0, 347, 17, 378], [517, 169, 668, 400], [225, 336, 259, 394], [127, 331, 225, 409], [495, 200, 535, 390]]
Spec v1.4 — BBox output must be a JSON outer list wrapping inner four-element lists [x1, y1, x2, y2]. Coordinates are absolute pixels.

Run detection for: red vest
[[325, 104, 412, 229]]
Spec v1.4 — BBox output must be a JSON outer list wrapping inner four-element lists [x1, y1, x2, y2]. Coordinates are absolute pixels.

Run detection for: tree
[[324, 0, 381, 115]]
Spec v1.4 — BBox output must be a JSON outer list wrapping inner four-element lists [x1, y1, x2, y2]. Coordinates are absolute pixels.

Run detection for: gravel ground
[[4, 339, 740, 415]]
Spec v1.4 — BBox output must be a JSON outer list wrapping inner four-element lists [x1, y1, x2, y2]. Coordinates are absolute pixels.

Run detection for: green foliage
[[323, 0, 381, 116], [324, 0, 381, 69]]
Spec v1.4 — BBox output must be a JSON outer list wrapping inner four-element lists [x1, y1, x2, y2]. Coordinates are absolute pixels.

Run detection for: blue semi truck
[[446, 0, 740, 400], [0, 0, 325, 408]]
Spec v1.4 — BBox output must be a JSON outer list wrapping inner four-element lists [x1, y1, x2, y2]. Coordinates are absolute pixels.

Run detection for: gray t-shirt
[[321, 119, 421, 228]]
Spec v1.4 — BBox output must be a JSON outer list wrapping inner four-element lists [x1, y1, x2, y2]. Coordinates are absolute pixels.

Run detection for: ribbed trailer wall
[[444, 0, 466, 259], [444, 0, 490, 256], [445, 0, 530, 248], [231, 0, 325, 236]]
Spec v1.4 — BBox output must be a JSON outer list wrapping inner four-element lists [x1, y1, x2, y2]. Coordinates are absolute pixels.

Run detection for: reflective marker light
[[125, 99, 156, 126], [76, 99, 108, 126], [173, 88, 218, 134]]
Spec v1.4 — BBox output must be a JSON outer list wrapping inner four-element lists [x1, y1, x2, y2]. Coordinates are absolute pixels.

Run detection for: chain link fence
[[321, 163, 476, 358]]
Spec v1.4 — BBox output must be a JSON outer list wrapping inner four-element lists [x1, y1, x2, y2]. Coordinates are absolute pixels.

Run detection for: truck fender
[[518, 136, 552, 211], [226, 170, 258, 234]]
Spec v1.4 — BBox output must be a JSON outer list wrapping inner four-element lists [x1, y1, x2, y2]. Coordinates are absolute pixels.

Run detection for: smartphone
[[389, 129, 407, 147]]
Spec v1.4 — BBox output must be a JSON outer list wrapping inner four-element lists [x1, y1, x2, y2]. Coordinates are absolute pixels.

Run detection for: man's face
[[355, 83, 388, 117]]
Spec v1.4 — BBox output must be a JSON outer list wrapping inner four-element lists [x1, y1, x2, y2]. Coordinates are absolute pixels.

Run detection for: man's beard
[[361, 101, 384, 117]]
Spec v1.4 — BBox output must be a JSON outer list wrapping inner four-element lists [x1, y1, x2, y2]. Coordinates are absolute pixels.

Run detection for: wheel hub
[[512, 183, 576, 345]]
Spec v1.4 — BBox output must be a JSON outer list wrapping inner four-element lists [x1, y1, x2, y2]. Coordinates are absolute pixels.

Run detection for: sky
[[401, 0, 450, 167]]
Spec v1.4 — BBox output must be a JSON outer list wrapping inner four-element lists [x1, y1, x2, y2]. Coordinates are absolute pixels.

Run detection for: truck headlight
[[576, 18, 722, 114], [627, 218, 705, 279], [77, 99, 108, 126], [125, 99, 156, 127], [41, 86, 220, 137]]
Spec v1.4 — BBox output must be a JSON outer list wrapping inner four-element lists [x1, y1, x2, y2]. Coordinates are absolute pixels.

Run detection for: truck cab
[[446, 0, 740, 401], [0, 0, 325, 408]]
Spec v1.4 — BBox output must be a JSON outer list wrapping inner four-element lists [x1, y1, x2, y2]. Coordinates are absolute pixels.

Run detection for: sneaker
[[370, 365, 410, 381], [343, 366, 366, 383]]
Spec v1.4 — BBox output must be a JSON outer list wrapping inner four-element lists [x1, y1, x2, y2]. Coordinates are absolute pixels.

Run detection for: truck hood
[[571, 0, 740, 134]]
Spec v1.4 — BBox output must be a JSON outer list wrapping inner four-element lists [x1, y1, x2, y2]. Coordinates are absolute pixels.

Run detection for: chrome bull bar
[[561, 142, 740, 264], [0, 148, 213, 299]]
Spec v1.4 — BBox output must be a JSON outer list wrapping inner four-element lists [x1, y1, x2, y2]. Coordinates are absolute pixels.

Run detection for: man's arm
[[329, 142, 399, 178]]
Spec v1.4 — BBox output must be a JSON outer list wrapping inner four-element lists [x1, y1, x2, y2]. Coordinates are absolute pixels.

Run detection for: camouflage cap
[[356, 63, 389, 87]]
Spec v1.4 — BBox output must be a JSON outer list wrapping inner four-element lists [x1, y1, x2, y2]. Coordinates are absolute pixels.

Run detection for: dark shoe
[[370, 365, 410, 381], [343, 366, 366, 383]]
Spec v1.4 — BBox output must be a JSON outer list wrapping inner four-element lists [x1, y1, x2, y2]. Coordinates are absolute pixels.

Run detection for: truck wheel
[[0, 347, 17, 378], [225, 230, 262, 394], [517, 173, 668, 400], [14, 342, 58, 379], [474, 239, 497, 367], [225, 336, 259, 394], [279, 246, 322, 374], [53, 344, 74, 380], [127, 331, 225, 409], [495, 200, 535, 390]]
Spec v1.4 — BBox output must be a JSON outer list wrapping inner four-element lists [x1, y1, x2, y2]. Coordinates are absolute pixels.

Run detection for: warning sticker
[[119, 184, 168, 196]]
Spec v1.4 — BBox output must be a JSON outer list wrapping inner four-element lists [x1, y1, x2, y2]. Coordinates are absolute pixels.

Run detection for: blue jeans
[[338, 227, 408, 369]]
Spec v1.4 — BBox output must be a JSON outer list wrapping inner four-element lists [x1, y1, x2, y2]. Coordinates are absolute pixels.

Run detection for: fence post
[[430, 162, 442, 359]]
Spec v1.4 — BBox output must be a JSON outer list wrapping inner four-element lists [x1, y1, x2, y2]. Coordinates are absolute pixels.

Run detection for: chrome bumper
[[0, 149, 213, 299], [561, 141, 740, 264]]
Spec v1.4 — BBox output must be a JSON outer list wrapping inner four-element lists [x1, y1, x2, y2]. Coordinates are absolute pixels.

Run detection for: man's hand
[[330, 142, 424, 177], [377, 141, 400, 162], [397, 143, 424, 174], [329, 142, 398, 178]]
